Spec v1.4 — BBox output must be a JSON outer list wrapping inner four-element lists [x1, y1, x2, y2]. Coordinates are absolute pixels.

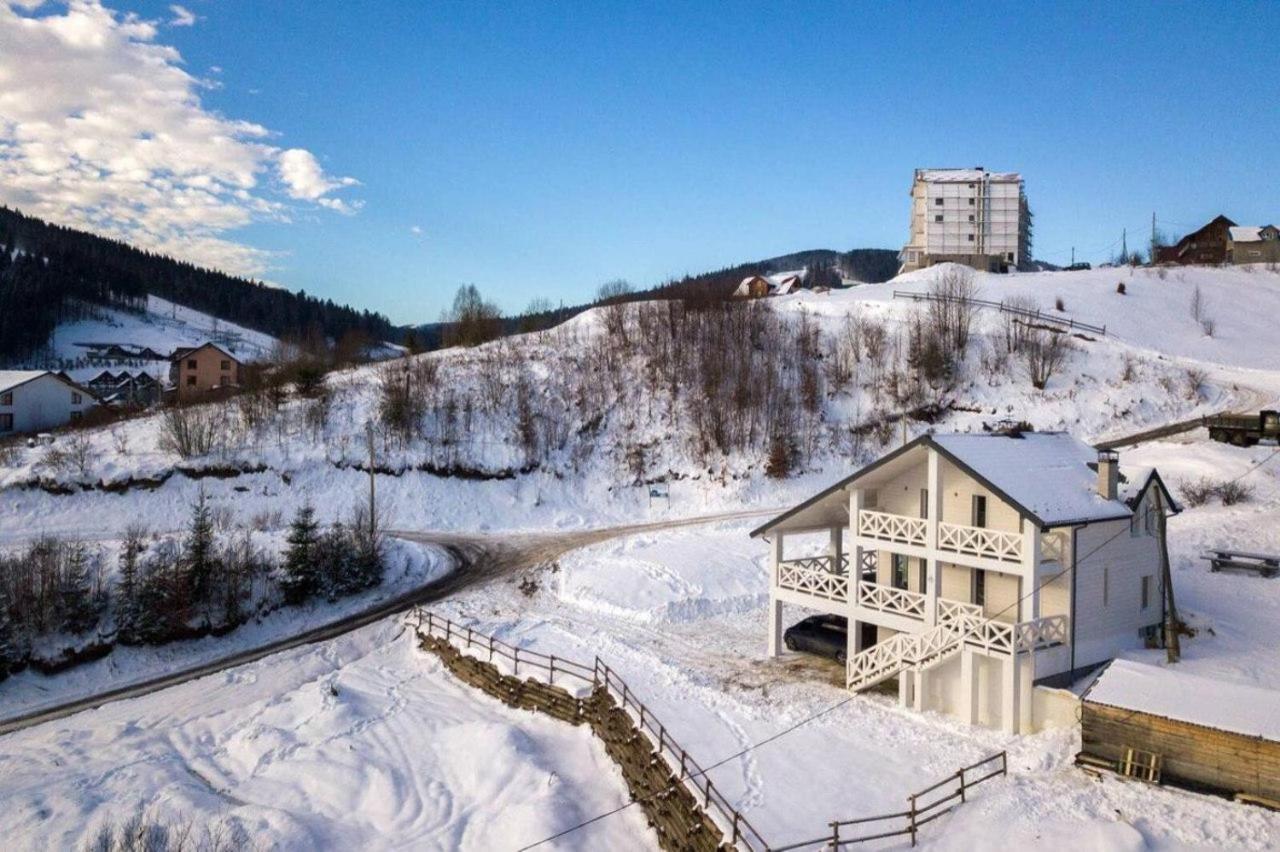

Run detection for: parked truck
[[1205, 410, 1280, 446]]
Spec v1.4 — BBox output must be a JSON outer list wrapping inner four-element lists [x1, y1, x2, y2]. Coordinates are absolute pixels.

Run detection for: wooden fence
[[892, 290, 1107, 336], [412, 609, 1007, 851]]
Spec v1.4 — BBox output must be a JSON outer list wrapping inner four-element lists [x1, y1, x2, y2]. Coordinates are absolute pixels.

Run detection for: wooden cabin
[[1080, 659, 1280, 805]]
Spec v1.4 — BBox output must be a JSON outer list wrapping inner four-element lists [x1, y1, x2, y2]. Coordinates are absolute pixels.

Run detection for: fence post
[[680, 750, 688, 779], [704, 776, 712, 808], [549, 655, 555, 685], [466, 626, 473, 649], [909, 793, 918, 847], [732, 813, 741, 845], [829, 820, 840, 850], [445, 619, 451, 643], [958, 767, 966, 803], [488, 636, 494, 662], [513, 647, 519, 676]]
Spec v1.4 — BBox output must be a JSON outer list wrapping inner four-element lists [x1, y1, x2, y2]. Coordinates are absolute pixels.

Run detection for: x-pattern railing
[[777, 559, 850, 602], [858, 510, 927, 547], [857, 581, 927, 619], [938, 521, 1022, 562], [1041, 533, 1066, 564]]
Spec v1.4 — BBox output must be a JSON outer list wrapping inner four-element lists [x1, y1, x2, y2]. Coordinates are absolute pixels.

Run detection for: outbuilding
[[1080, 659, 1280, 804]]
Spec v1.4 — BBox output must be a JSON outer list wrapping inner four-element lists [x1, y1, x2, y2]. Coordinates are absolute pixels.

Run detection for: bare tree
[[1023, 328, 1074, 390]]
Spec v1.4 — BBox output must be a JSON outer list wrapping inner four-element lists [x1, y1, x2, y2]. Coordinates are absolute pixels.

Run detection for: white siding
[[0, 374, 94, 434]]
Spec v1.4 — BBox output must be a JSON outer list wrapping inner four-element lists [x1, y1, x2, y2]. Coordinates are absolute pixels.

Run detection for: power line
[[518, 445, 1280, 849]]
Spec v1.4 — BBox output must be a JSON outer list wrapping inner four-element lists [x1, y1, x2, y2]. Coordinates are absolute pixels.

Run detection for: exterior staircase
[[846, 604, 984, 692]]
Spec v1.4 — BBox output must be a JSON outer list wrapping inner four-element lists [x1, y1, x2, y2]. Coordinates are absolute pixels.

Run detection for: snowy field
[[3, 265, 1280, 849], [0, 619, 653, 851]]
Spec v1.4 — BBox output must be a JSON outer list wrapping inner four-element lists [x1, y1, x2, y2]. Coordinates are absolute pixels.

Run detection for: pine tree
[[184, 487, 217, 605], [61, 542, 99, 635], [0, 581, 16, 680], [282, 504, 320, 604], [115, 526, 146, 642]]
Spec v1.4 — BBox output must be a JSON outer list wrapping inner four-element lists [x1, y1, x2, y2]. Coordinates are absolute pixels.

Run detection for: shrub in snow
[[1217, 480, 1254, 506], [1179, 476, 1254, 507], [1023, 328, 1073, 390], [1116, 282, 1127, 295]]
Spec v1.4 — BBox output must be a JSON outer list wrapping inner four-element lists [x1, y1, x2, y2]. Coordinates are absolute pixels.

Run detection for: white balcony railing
[[1014, 615, 1070, 651], [857, 581, 927, 620], [938, 521, 1022, 563], [858, 510, 927, 547], [1041, 533, 1066, 564], [776, 558, 850, 603]]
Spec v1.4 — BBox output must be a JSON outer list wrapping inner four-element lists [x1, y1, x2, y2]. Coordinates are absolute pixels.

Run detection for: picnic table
[[1201, 549, 1279, 578]]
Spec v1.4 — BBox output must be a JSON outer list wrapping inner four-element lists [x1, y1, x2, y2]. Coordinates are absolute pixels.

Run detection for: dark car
[[783, 614, 850, 664], [1065, 262, 1092, 271]]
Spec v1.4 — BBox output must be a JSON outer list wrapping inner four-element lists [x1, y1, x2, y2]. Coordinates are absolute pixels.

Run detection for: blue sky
[[7, 1, 1280, 325]]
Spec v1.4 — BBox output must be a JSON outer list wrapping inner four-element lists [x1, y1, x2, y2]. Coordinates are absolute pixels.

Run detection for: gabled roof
[[1229, 225, 1279, 243], [751, 431, 1166, 538], [171, 341, 240, 363], [0, 370, 49, 395], [0, 370, 97, 401]]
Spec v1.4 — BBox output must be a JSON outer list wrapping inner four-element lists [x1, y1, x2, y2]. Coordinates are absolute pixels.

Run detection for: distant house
[[170, 342, 243, 399], [753, 430, 1178, 734], [733, 275, 772, 299], [1155, 215, 1235, 265], [0, 371, 96, 435], [898, 167, 1027, 274], [1227, 225, 1280, 265], [770, 273, 803, 296]]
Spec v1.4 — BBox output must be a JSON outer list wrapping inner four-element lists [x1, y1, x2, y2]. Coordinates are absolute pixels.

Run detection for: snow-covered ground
[[0, 618, 653, 851], [3, 264, 1280, 849]]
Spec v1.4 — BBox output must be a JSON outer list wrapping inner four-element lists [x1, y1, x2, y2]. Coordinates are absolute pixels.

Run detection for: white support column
[[850, 488, 867, 589], [1001, 653, 1020, 734], [767, 534, 785, 658], [925, 449, 944, 626], [912, 670, 926, 712], [1019, 656, 1034, 733], [960, 649, 978, 725], [898, 671, 912, 708], [1020, 521, 1042, 623]]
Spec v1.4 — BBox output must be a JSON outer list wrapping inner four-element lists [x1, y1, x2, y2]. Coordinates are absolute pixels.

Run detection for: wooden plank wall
[[1082, 701, 1280, 802], [420, 636, 729, 851]]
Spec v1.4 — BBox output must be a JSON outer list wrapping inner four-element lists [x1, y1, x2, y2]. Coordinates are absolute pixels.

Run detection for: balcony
[[937, 521, 1021, 563], [857, 509, 927, 547], [775, 556, 849, 603], [857, 511, 1066, 568]]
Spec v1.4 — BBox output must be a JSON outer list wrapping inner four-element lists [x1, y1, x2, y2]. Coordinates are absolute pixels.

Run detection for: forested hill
[[0, 206, 395, 363]]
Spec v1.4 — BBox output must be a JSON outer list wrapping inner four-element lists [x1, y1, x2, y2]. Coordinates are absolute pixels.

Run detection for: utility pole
[[1070, 246, 1075, 267], [1151, 211, 1157, 265], [366, 421, 377, 541], [1154, 488, 1181, 662], [1121, 228, 1127, 264]]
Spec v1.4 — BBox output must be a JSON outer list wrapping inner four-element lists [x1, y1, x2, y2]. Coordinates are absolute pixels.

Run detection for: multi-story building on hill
[[898, 168, 1026, 275]]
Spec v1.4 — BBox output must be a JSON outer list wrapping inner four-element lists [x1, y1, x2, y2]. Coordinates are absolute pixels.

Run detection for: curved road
[[0, 508, 774, 736]]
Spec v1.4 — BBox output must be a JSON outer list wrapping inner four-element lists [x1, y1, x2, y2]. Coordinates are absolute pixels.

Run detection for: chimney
[[1097, 450, 1119, 500]]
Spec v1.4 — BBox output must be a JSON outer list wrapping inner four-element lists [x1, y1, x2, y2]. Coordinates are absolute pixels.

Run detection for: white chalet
[[752, 430, 1178, 734], [0, 371, 97, 435]]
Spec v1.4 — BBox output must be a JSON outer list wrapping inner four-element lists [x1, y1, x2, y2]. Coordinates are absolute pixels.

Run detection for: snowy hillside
[[34, 295, 278, 384]]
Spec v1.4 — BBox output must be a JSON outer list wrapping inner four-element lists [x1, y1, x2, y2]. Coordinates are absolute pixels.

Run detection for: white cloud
[[0, 1, 361, 277], [410, 225, 423, 236], [168, 4, 195, 27]]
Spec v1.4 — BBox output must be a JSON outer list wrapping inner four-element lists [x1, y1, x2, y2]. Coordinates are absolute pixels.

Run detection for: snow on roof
[[931, 432, 1130, 525], [0, 370, 50, 394], [917, 168, 1021, 183], [1229, 226, 1263, 242], [1087, 659, 1280, 741]]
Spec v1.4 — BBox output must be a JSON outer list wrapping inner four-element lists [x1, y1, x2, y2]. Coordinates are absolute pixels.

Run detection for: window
[[919, 489, 929, 519], [935, 198, 944, 206], [967, 234, 975, 242], [1103, 567, 1110, 607], [219, 375, 230, 386], [865, 489, 879, 508], [1141, 575, 1152, 609], [971, 495, 987, 528], [188, 359, 198, 369], [70, 411, 82, 422], [71, 392, 82, 404], [934, 214, 944, 223], [892, 554, 909, 590], [0, 391, 10, 406], [0, 413, 11, 432], [186, 375, 197, 386], [917, 560, 928, 593], [967, 214, 975, 222], [220, 360, 231, 370], [973, 569, 986, 606], [968, 198, 975, 206]]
